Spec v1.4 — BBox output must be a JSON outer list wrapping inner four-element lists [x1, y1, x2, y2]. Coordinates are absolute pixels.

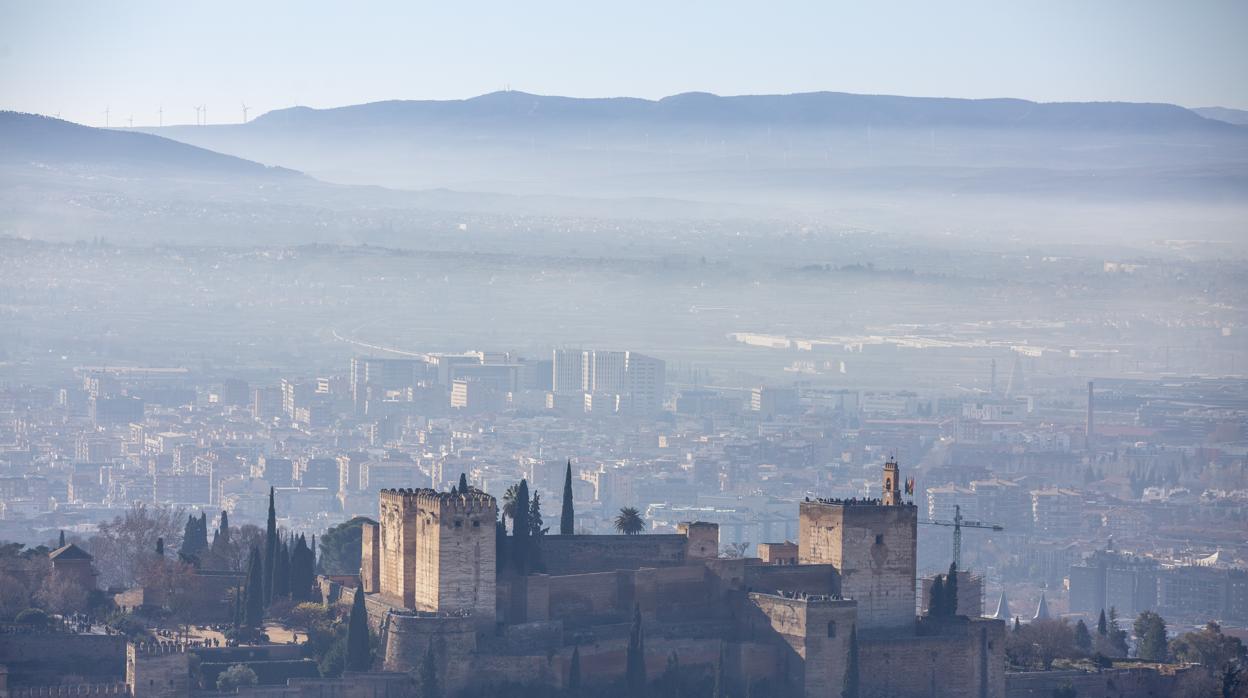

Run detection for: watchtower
[[125, 642, 190, 698], [798, 460, 918, 630], [377, 487, 496, 622]]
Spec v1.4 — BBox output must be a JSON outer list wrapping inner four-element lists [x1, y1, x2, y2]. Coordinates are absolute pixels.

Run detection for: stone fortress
[[329, 459, 1006, 697]]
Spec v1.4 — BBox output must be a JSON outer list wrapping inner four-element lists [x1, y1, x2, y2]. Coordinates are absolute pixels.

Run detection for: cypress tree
[[625, 603, 646, 694], [264, 487, 277, 604], [345, 584, 371, 672], [495, 519, 509, 571], [1013, 617, 1021, 632], [568, 646, 581, 696], [199, 512, 210, 551], [290, 535, 313, 602], [560, 460, 575, 535], [458, 472, 469, 493], [529, 492, 545, 537], [842, 625, 860, 698], [929, 575, 945, 617], [272, 539, 291, 600], [58, 530, 65, 548], [183, 515, 200, 556], [243, 546, 265, 628], [512, 479, 530, 574], [218, 510, 231, 547], [310, 534, 317, 574], [713, 654, 728, 698], [1097, 609, 1108, 636], [946, 562, 959, 617], [418, 640, 439, 698], [156, 537, 164, 557]]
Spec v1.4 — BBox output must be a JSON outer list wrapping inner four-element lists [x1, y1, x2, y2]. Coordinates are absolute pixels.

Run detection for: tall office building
[[552, 349, 585, 394], [624, 351, 665, 415]]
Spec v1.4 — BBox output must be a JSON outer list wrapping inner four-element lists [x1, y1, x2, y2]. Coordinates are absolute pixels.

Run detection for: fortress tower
[[370, 487, 497, 622], [799, 460, 918, 630]]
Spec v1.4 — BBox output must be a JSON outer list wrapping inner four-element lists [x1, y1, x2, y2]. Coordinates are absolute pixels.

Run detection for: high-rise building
[[552, 349, 584, 394], [624, 351, 665, 415]]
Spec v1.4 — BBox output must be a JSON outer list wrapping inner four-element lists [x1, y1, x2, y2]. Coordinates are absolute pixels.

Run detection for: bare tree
[[86, 503, 185, 588]]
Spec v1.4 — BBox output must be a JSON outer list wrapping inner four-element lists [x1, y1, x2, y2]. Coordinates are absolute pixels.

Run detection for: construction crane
[[920, 504, 1003, 569]]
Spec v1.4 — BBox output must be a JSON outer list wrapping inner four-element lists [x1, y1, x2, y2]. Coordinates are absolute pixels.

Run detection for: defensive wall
[[0, 633, 125, 687], [858, 618, 1006, 698]]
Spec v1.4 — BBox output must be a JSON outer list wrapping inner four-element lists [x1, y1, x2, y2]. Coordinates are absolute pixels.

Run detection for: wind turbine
[[127, 115, 134, 128], [194, 105, 201, 126], [158, 106, 163, 127], [241, 101, 249, 124], [104, 105, 110, 128]]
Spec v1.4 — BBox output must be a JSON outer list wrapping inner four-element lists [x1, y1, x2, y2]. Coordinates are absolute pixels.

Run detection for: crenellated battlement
[[380, 487, 496, 514]]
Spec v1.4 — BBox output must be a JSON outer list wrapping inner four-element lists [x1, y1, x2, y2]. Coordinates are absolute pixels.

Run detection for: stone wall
[[858, 618, 1006, 698], [376, 488, 496, 621], [535, 534, 690, 575], [125, 644, 189, 698], [744, 592, 856, 698], [227, 671, 415, 698], [799, 501, 918, 630], [360, 520, 379, 593], [1004, 666, 1192, 698], [744, 561, 839, 597], [0, 633, 125, 686]]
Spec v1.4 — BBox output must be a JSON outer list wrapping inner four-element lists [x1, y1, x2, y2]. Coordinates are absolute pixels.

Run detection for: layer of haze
[[3, 0, 1248, 127]]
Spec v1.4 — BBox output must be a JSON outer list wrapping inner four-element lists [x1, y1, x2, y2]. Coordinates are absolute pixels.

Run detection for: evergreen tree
[[625, 603, 646, 695], [560, 460, 575, 535], [310, 534, 317, 574], [529, 491, 546, 537], [290, 535, 314, 602], [242, 547, 265, 628], [1075, 619, 1093, 653], [183, 515, 201, 556], [232, 583, 243, 629], [512, 479, 530, 574], [264, 487, 277, 604], [1097, 609, 1108, 636], [929, 575, 945, 617], [946, 562, 959, 616], [712, 642, 727, 698], [1013, 617, 1021, 632], [418, 640, 439, 698], [568, 646, 581, 696], [58, 530, 65, 548], [156, 537, 164, 557], [272, 539, 291, 600], [214, 510, 230, 553], [1133, 611, 1168, 661], [458, 472, 469, 493], [199, 512, 210, 550], [345, 584, 371, 672], [842, 624, 860, 698]]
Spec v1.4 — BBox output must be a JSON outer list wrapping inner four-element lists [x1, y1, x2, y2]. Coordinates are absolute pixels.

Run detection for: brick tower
[[374, 487, 496, 622], [799, 459, 918, 629]]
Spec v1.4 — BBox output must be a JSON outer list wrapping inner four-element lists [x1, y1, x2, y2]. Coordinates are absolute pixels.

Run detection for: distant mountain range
[[1194, 106, 1248, 127], [2, 91, 1247, 246], [128, 91, 1248, 202], [0, 111, 298, 179]]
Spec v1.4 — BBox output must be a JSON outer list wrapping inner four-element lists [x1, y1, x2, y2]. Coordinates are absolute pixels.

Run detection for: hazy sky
[[2, 0, 1246, 127]]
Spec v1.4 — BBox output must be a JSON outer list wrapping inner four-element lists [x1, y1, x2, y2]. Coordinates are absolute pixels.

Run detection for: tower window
[[472, 520, 480, 527], [875, 534, 883, 545], [454, 520, 462, 528]]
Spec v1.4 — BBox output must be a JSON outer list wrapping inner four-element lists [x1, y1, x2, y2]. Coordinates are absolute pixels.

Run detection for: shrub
[[15, 608, 49, 627], [216, 664, 258, 692]]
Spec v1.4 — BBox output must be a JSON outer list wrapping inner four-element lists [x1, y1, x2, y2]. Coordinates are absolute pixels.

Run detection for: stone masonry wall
[[858, 618, 1006, 698], [799, 501, 918, 630]]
